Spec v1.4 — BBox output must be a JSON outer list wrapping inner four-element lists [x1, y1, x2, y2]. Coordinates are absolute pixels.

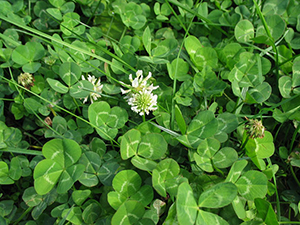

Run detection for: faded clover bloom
[[18, 72, 34, 89], [121, 70, 159, 116], [43, 56, 56, 66], [245, 118, 265, 139], [81, 74, 103, 104]]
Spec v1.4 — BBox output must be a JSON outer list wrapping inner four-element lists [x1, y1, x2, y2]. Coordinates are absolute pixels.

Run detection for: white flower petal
[[83, 97, 88, 104], [136, 70, 143, 77], [132, 78, 139, 88], [129, 74, 133, 82], [145, 72, 152, 81], [81, 74, 103, 103]]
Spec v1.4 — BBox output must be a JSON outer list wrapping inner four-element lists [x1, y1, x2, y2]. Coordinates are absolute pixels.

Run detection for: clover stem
[[267, 158, 281, 221], [290, 165, 300, 188], [211, 160, 224, 177], [50, 107, 57, 117], [289, 124, 300, 154], [142, 114, 146, 123], [111, 140, 116, 151], [240, 133, 250, 152], [13, 207, 33, 225], [72, 97, 81, 115], [278, 222, 300, 224], [24, 132, 43, 146]]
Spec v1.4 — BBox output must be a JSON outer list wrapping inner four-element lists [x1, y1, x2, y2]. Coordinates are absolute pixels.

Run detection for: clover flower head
[[127, 88, 158, 116], [245, 118, 265, 139], [18, 72, 34, 89], [121, 70, 159, 95], [81, 74, 103, 104], [121, 70, 159, 116]]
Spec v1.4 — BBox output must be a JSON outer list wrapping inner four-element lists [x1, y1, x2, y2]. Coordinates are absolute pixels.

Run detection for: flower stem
[[267, 158, 281, 221]]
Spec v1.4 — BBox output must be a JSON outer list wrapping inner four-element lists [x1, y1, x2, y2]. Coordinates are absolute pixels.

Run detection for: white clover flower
[[121, 70, 159, 116], [128, 88, 158, 116], [81, 74, 103, 104], [18, 72, 34, 89], [120, 70, 159, 95]]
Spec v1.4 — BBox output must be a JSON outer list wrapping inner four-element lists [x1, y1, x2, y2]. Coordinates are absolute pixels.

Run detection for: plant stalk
[[13, 207, 33, 225]]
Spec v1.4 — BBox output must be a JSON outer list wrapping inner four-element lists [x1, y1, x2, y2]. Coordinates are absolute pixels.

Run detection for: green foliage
[[0, 0, 300, 224], [33, 139, 84, 195], [12, 42, 45, 73], [177, 182, 237, 225], [108, 170, 153, 211]]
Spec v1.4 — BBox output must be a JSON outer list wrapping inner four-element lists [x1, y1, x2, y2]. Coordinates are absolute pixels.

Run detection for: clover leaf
[[33, 139, 84, 195]]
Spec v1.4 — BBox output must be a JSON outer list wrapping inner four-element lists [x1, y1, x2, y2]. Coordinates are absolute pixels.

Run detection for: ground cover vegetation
[[0, 0, 300, 224]]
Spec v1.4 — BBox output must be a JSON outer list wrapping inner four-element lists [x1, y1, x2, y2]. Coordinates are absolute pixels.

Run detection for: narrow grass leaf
[[175, 104, 187, 134]]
